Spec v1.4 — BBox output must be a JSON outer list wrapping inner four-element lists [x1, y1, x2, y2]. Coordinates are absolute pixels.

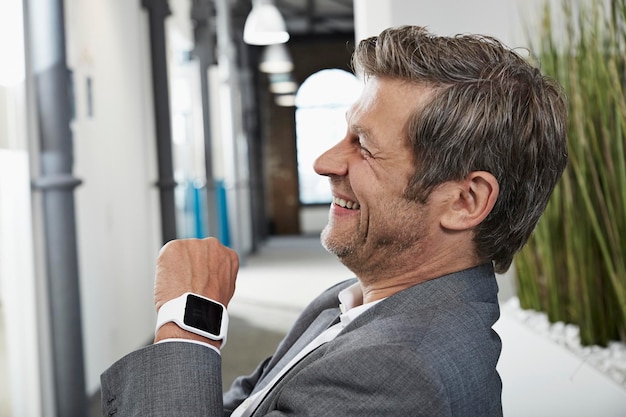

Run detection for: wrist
[[154, 322, 223, 349]]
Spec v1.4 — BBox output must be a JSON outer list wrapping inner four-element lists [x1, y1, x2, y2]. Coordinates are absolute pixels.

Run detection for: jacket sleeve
[[101, 342, 223, 417], [100, 279, 356, 417]]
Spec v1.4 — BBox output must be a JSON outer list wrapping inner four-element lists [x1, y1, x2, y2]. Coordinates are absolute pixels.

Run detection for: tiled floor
[[3, 236, 626, 417]]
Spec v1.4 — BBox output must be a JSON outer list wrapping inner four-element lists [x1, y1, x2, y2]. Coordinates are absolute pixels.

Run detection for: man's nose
[[313, 139, 348, 177]]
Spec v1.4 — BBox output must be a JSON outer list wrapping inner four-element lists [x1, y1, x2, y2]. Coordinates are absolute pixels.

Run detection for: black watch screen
[[183, 293, 223, 335]]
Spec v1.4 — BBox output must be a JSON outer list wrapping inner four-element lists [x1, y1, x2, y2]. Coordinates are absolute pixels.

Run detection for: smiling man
[[101, 26, 568, 417]]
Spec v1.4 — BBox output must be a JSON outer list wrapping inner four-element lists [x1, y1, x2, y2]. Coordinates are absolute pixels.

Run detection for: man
[[101, 26, 567, 416]]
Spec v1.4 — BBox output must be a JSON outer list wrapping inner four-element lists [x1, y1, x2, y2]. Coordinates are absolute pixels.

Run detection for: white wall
[[0, 91, 8, 148], [354, 0, 550, 46], [64, 0, 161, 394], [0, 85, 27, 151], [0, 151, 42, 417]]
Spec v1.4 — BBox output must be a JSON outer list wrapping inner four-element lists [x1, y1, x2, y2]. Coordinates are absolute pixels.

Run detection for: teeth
[[333, 197, 360, 210]]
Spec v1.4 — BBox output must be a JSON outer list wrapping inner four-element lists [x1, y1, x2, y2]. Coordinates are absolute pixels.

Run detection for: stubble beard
[[320, 222, 421, 278], [320, 199, 429, 277], [320, 223, 356, 260]]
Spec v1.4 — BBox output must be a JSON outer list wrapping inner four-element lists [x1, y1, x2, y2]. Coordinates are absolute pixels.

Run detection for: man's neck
[[355, 255, 484, 304]]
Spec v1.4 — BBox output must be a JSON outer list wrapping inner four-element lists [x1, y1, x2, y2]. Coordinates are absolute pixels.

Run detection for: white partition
[[0, 150, 42, 417]]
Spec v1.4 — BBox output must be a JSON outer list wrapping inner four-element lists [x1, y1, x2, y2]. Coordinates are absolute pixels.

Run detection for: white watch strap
[[155, 293, 187, 333], [155, 292, 228, 347]]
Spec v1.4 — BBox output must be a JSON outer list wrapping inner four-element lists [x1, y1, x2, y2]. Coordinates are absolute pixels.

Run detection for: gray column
[[191, 0, 220, 239], [142, 0, 178, 243], [24, 0, 87, 416]]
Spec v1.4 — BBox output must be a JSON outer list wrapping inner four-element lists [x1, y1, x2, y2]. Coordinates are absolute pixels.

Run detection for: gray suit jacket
[[101, 264, 502, 416]]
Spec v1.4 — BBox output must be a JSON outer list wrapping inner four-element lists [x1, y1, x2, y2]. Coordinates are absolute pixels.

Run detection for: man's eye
[[355, 136, 373, 158], [359, 146, 373, 158]]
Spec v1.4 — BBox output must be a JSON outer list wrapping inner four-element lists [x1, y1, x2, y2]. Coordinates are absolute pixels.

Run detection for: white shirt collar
[[337, 282, 385, 327]]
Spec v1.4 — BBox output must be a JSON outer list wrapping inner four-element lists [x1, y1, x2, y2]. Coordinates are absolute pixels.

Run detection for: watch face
[[184, 294, 223, 335]]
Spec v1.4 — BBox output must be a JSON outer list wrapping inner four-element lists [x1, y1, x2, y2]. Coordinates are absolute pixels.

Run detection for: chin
[[320, 228, 354, 260]]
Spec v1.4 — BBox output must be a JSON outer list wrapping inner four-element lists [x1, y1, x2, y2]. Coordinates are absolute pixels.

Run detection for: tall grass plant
[[516, 0, 626, 346]]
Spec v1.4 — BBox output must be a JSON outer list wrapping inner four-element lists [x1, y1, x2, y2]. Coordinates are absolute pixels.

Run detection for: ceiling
[[230, 0, 355, 38], [275, 0, 354, 36]]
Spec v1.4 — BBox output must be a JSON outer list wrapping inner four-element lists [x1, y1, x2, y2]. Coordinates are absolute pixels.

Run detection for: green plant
[[516, 0, 626, 346]]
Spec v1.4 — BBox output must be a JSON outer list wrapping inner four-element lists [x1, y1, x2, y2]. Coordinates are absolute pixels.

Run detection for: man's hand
[[153, 237, 239, 345]]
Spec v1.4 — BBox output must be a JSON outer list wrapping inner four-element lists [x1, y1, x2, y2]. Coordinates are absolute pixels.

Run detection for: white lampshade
[[275, 93, 296, 107], [259, 44, 294, 73], [243, 0, 290, 46], [268, 73, 298, 94]]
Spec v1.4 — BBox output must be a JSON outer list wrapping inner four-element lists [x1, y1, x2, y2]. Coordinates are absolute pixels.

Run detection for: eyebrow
[[352, 124, 370, 139], [345, 111, 366, 135], [352, 124, 367, 136]]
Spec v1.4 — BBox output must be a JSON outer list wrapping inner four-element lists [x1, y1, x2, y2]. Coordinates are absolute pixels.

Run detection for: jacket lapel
[[250, 307, 341, 395]]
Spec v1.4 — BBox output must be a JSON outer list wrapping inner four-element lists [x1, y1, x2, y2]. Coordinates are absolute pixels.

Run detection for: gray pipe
[[142, 0, 178, 243], [25, 0, 87, 416]]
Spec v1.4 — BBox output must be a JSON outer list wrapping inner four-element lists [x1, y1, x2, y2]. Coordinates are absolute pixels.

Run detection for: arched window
[[295, 69, 363, 204]]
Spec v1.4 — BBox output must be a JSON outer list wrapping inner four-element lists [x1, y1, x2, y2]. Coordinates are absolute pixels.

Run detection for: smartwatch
[[156, 292, 228, 346]]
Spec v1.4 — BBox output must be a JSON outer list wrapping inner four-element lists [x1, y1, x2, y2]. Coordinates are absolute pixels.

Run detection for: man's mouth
[[333, 196, 360, 210]]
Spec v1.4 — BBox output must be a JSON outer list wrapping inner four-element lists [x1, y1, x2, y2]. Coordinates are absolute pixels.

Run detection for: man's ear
[[439, 171, 499, 231]]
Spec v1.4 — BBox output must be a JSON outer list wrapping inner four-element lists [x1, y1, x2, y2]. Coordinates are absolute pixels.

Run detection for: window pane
[[296, 69, 362, 204]]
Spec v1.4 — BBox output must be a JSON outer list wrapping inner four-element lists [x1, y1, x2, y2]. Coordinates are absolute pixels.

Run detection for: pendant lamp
[[268, 72, 298, 94], [259, 43, 294, 73], [243, 0, 289, 45]]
